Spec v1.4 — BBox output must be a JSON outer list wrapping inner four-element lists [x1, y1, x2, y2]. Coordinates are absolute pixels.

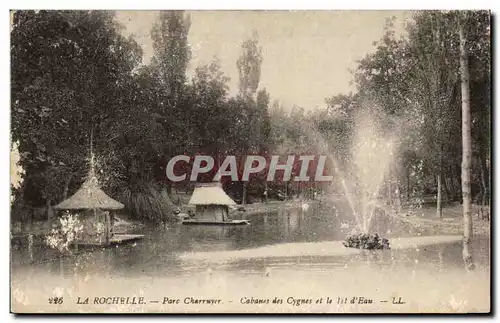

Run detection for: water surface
[[11, 203, 490, 313]]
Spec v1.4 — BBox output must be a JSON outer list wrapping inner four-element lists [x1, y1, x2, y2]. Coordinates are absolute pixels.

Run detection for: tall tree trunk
[[264, 181, 268, 203], [479, 158, 489, 220], [242, 182, 247, 205], [480, 163, 488, 205], [444, 176, 452, 203], [479, 140, 489, 219], [387, 179, 393, 205], [63, 175, 72, 199], [453, 164, 462, 201], [395, 181, 402, 214], [436, 173, 443, 219], [46, 199, 53, 226], [436, 138, 444, 219], [406, 166, 411, 201], [459, 20, 474, 271]]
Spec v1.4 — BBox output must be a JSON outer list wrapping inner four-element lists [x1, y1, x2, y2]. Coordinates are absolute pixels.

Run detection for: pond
[[11, 202, 490, 313]]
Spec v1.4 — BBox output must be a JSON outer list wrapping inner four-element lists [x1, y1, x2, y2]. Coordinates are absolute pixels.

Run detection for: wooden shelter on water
[[54, 169, 143, 247], [184, 182, 250, 225]]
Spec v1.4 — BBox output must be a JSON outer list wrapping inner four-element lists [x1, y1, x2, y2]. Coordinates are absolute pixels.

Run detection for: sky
[[117, 11, 413, 111]]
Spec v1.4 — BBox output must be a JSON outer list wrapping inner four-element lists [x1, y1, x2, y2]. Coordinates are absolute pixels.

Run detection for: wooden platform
[[110, 234, 144, 244], [76, 234, 144, 248], [182, 219, 250, 226]]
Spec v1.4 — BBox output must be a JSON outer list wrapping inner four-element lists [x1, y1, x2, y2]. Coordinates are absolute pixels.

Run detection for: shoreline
[[10, 200, 490, 239], [10, 199, 320, 239], [229, 199, 321, 217], [179, 235, 465, 263]]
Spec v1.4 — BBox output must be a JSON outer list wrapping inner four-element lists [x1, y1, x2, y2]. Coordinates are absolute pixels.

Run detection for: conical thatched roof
[[54, 174, 124, 211], [188, 182, 236, 206]]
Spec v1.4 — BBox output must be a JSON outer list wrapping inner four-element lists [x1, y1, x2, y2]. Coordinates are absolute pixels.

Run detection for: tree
[[256, 88, 271, 152], [11, 10, 143, 216], [151, 11, 191, 93], [189, 56, 231, 157], [150, 10, 192, 158], [407, 12, 462, 218], [236, 30, 262, 99], [458, 13, 474, 271], [466, 11, 491, 216], [235, 31, 265, 204], [353, 23, 418, 207], [352, 12, 479, 217]]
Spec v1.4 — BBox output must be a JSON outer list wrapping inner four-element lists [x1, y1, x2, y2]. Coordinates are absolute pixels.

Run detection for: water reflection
[[11, 202, 490, 280]]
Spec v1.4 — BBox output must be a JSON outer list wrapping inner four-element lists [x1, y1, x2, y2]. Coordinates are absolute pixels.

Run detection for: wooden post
[[110, 211, 115, 239], [93, 208, 100, 245], [105, 211, 110, 246], [28, 233, 33, 263]]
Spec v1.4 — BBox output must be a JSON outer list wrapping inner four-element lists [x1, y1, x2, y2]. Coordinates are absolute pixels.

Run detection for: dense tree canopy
[[11, 10, 490, 221]]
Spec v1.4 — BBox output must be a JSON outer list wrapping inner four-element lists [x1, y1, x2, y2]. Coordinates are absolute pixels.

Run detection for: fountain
[[334, 115, 397, 249], [180, 109, 464, 264], [303, 111, 401, 249]]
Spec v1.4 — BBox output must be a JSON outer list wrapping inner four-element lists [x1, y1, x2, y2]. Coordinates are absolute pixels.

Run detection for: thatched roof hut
[[54, 174, 124, 211], [54, 172, 124, 246], [188, 182, 236, 206], [188, 182, 235, 222]]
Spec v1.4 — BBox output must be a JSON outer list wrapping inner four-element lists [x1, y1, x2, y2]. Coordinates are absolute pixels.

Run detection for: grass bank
[[394, 203, 490, 236]]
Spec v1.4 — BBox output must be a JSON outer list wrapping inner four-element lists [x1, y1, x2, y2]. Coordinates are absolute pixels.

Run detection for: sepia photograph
[[9, 8, 491, 314]]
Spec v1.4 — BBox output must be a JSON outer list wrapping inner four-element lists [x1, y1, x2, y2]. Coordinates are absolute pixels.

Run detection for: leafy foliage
[[11, 10, 490, 222], [45, 211, 83, 253]]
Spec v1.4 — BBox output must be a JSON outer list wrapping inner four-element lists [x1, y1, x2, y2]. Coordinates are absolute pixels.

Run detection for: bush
[[343, 233, 390, 250], [45, 211, 83, 253], [120, 183, 177, 222]]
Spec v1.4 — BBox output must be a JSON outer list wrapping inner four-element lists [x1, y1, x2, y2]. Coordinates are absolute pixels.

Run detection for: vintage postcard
[[10, 9, 491, 314]]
